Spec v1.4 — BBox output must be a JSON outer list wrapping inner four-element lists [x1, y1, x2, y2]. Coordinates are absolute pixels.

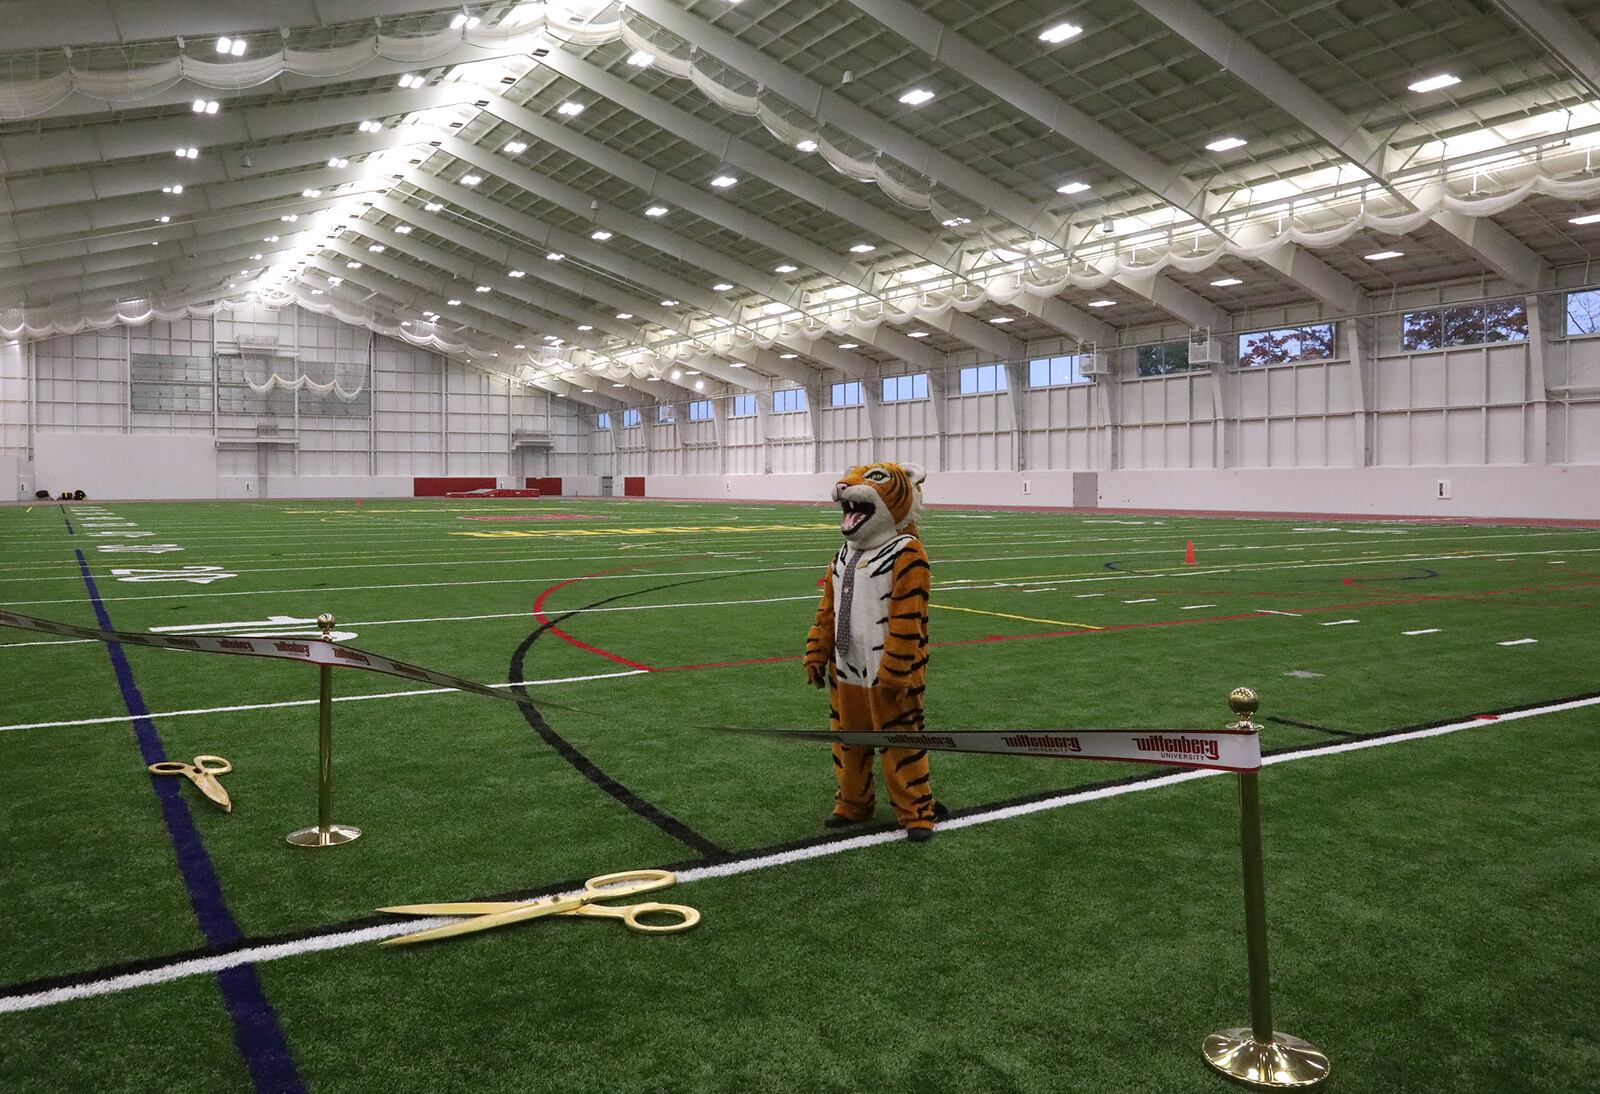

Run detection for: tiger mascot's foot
[[823, 813, 869, 829], [905, 827, 934, 844]]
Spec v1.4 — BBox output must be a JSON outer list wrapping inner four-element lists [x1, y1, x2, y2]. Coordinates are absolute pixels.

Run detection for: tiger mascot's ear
[[899, 462, 927, 487]]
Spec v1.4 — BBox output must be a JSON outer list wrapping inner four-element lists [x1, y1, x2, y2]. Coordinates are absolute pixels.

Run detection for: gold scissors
[[147, 755, 233, 812], [378, 869, 700, 946]]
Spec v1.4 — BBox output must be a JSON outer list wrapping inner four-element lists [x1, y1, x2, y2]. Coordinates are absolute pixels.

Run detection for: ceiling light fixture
[[162, 184, 184, 194], [367, 244, 386, 253], [616, 312, 633, 319], [395, 225, 413, 234], [711, 174, 738, 188], [671, 370, 683, 380], [849, 243, 875, 253], [712, 282, 733, 291], [397, 73, 425, 89], [1038, 22, 1083, 44], [557, 101, 585, 116], [358, 120, 383, 133], [347, 261, 362, 269], [546, 252, 565, 261], [503, 140, 528, 154], [1087, 299, 1116, 307], [175, 147, 198, 159], [941, 216, 971, 227], [627, 50, 654, 68], [898, 88, 935, 106], [1206, 136, 1247, 152], [1211, 277, 1244, 287], [779, 353, 798, 359], [661, 299, 679, 306], [327, 157, 350, 168], [1568, 213, 1600, 225], [264, 235, 279, 242], [774, 263, 798, 273], [508, 269, 526, 278], [302, 188, 322, 198], [989, 316, 1014, 324], [447, 297, 462, 306], [839, 342, 859, 349], [460, 174, 482, 186], [907, 331, 929, 338], [424, 201, 444, 212], [328, 277, 343, 286], [577, 324, 593, 331], [1408, 73, 1460, 94], [157, 215, 171, 223], [476, 285, 491, 293], [1056, 181, 1090, 195], [215, 36, 247, 56], [193, 99, 219, 114], [796, 139, 819, 153], [644, 205, 669, 217], [590, 229, 613, 241], [1365, 250, 1404, 260], [450, 12, 481, 30]]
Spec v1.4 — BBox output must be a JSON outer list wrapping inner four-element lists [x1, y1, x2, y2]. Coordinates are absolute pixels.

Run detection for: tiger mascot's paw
[[832, 461, 926, 550]]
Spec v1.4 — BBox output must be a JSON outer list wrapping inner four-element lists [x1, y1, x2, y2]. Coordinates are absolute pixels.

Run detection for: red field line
[[531, 566, 655, 672]]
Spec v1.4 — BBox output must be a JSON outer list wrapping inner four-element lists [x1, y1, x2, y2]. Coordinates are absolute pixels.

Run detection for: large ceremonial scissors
[[147, 755, 233, 812], [379, 869, 700, 946]]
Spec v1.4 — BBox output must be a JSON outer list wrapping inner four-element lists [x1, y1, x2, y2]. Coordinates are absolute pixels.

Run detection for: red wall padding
[[623, 476, 645, 497], [524, 477, 563, 496], [414, 476, 497, 497]]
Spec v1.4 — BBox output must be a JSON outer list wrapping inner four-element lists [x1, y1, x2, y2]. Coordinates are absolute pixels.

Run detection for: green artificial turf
[[1, 498, 1597, 1092]]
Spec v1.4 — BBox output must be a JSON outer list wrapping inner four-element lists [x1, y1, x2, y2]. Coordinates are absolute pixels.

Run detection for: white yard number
[[111, 566, 237, 584], [97, 544, 184, 554]]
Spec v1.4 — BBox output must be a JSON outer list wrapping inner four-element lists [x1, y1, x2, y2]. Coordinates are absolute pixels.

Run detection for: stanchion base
[[286, 824, 362, 848], [1203, 1029, 1329, 1088]]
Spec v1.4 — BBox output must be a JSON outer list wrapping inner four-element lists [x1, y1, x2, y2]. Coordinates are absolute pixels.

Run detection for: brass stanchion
[[1202, 688, 1328, 1088], [286, 613, 362, 848]]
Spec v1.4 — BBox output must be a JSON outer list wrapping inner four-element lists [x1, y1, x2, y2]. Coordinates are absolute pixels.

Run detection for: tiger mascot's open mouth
[[831, 462, 925, 546]]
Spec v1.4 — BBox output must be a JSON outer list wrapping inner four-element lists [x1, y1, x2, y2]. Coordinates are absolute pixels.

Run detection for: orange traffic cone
[[1184, 540, 1196, 565]]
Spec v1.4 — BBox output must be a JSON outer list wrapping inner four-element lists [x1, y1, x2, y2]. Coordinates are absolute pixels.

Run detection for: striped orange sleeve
[[876, 541, 930, 688], [804, 562, 835, 669]]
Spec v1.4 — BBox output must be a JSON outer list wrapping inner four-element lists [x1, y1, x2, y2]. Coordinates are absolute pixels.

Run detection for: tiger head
[[832, 462, 926, 547]]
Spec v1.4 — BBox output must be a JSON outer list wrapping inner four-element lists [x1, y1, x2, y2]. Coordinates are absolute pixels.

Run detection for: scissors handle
[[581, 868, 678, 900], [610, 902, 700, 934], [192, 755, 233, 775], [147, 761, 193, 775]]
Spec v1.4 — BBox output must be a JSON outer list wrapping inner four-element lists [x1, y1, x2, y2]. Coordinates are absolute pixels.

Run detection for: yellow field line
[[931, 604, 1103, 630]]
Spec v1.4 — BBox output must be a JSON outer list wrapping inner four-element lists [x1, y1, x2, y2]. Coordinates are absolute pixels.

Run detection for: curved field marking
[[3, 693, 1595, 1016]]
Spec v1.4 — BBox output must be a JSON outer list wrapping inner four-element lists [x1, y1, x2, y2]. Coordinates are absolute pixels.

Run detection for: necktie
[[835, 548, 859, 656]]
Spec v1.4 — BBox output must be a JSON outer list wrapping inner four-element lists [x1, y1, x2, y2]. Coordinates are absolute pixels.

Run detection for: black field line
[[1262, 715, 1358, 738], [4, 688, 1597, 1016]]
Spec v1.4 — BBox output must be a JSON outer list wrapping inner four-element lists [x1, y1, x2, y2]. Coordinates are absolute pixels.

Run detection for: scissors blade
[[190, 772, 232, 812], [379, 896, 585, 946], [376, 901, 532, 915]]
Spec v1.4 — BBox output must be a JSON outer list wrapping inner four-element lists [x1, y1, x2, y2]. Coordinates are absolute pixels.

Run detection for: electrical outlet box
[[1436, 479, 1451, 499], [1022, 480, 1032, 495]]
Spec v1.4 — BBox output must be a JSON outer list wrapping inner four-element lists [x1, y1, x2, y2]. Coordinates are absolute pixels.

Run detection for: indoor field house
[[2, 1, 1598, 1092]]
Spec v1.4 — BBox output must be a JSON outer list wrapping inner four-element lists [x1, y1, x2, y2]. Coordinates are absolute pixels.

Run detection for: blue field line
[[73, 549, 305, 1093]]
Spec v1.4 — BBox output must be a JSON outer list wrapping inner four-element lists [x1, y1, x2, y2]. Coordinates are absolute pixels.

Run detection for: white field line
[[1404, 629, 1442, 636], [4, 693, 1595, 1016], [0, 524, 1532, 582], [0, 671, 648, 734], [7, 544, 1600, 610]]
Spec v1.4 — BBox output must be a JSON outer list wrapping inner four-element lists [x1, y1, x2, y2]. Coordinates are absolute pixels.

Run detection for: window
[[596, 412, 611, 430], [621, 408, 641, 427], [1028, 355, 1090, 387], [1237, 324, 1335, 367], [881, 373, 928, 401], [657, 405, 675, 423], [773, 388, 807, 413], [1566, 289, 1600, 336], [688, 399, 713, 421], [958, 364, 1007, 394], [1403, 300, 1527, 349], [730, 394, 756, 417], [830, 381, 863, 407], [1135, 340, 1194, 376]]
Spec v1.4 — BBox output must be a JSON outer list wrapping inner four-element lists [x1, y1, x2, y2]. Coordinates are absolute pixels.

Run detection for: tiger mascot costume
[[805, 462, 945, 842]]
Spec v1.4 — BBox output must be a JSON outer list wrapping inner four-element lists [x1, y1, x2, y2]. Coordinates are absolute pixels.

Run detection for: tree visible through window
[[1136, 340, 1193, 376], [1402, 300, 1527, 349], [1237, 324, 1335, 367], [1566, 290, 1600, 336]]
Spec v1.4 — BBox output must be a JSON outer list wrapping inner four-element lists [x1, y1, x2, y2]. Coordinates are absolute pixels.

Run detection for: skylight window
[[1206, 137, 1247, 152], [898, 88, 935, 106], [1038, 22, 1083, 44], [1408, 74, 1461, 94]]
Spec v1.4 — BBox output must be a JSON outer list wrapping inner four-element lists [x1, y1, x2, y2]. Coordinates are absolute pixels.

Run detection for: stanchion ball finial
[[1228, 687, 1259, 718], [318, 613, 335, 640]]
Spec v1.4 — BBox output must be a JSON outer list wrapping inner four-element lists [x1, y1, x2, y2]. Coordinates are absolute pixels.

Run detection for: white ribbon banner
[[752, 726, 1262, 773]]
